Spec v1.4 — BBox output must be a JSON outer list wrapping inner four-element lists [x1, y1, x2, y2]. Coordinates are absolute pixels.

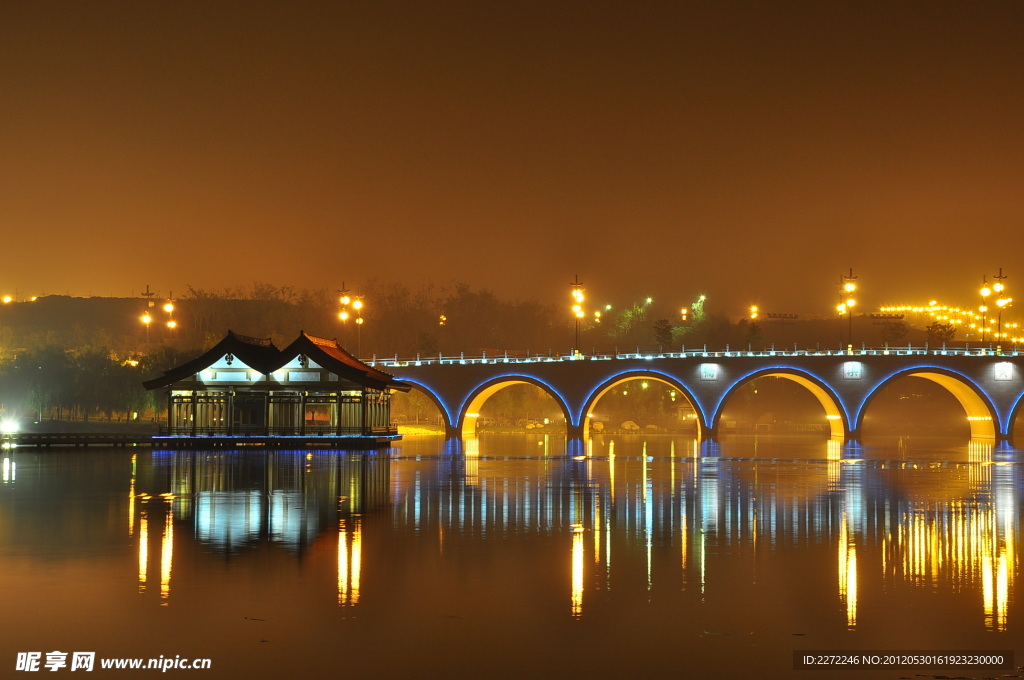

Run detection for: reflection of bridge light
[[881, 483, 1015, 632], [838, 516, 857, 629], [644, 451, 653, 591], [982, 548, 1009, 631], [571, 524, 584, 618], [465, 437, 480, 487]]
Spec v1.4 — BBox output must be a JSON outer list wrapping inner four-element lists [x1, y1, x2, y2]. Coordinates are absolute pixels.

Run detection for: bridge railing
[[367, 344, 1020, 368]]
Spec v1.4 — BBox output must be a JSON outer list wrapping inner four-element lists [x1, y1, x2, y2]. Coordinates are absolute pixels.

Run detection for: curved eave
[[281, 332, 411, 392], [143, 330, 279, 391]]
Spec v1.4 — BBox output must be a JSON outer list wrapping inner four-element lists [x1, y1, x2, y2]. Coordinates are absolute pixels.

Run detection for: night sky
[[3, 1, 1022, 316]]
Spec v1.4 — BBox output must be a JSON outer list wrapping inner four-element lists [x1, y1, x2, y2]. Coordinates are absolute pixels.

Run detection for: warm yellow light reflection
[[160, 506, 173, 604], [571, 524, 584, 618], [838, 515, 857, 629], [128, 455, 136, 536], [338, 518, 363, 606], [138, 512, 148, 593]]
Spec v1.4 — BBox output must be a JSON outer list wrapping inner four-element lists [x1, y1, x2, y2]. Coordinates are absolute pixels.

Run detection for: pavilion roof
[[142, 330, 410, 392], [279, 331, 411, 392], [142, 331, 282, 390]]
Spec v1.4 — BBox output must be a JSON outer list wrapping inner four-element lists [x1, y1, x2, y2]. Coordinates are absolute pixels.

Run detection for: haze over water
[[0, 433, 1019, 679]]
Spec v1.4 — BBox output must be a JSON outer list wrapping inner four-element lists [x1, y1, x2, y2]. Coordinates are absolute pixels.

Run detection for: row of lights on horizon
[[880, 268, 1016, 344], [123, 269, 1016, 349]]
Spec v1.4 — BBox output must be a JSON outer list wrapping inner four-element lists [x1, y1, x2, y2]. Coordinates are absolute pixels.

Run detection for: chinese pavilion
[[143, 331, 411, 447]]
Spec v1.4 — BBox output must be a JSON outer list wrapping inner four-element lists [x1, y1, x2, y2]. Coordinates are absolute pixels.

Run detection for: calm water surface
[[0, 434, 1020, 679]]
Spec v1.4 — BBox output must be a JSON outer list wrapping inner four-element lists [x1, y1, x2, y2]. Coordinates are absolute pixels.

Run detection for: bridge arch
[[581, 371, 704, 438], [458, 375, 573, 438], [392, 379, 456, 432], [856, 367, 998, 440], [713, 369, 848, 440]]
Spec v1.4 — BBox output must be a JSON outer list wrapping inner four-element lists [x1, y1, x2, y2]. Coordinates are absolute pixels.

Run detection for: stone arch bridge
[[372, 347, 1024, 442]]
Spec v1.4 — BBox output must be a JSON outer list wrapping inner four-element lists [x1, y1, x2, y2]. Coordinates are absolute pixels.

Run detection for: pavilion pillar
[[361, 388, 369, 435]]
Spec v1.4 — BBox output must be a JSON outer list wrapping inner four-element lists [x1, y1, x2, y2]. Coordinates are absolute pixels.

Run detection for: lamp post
[[979, 276, 991, 343], [354, 297, 365, 358], [338, 283, 366, 357], [838, 269, 857, 348], [338, 283, 352, 344], [140, 283, 156, 343], [570, 275, 584, 356], [993, 268, 1011, 349], [163, 294, 177, 333]]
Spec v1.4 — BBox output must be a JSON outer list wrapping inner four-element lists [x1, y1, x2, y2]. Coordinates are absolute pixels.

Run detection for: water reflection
[[0, 436, 1019, 677], [137, 450, 390, 555], [390, 435, 1020, 629], [5, 440, 1021, 629], [337, 517, 361, 606]]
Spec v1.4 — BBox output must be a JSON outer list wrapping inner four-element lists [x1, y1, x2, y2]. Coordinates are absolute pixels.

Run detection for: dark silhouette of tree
[[926, 321, 956, 345], [881, 320, 910, 345]]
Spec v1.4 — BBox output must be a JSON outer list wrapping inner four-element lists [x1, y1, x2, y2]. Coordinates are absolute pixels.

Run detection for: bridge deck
[[369, 345, 1019, 367]]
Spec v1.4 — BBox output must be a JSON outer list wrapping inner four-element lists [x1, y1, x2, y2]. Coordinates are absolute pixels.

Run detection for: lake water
[[0, 434, 1020, 679]]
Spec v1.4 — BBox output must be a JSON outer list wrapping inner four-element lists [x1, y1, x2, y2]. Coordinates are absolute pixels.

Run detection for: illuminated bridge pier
[[376, 347, 1024, 443]]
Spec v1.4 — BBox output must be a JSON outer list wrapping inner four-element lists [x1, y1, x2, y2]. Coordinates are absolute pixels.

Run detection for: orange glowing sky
[[2, 2, 1022, 315]]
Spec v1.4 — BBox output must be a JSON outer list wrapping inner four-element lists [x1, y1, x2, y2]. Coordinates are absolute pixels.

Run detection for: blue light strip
[[580, 368, 710, 430], [391, 377, 457, 430]]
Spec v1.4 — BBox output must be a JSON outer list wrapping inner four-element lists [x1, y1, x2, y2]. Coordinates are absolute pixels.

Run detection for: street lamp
[[338, 283, 366, 357], [570, 275, 584, 356], [992, 268, 1011, 347], [838, 268, 857, 347], [140, 283, 156, 343], [163, 295, 177, 331], [354, 297, 365, 358], [980, 275, 991, 343]]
